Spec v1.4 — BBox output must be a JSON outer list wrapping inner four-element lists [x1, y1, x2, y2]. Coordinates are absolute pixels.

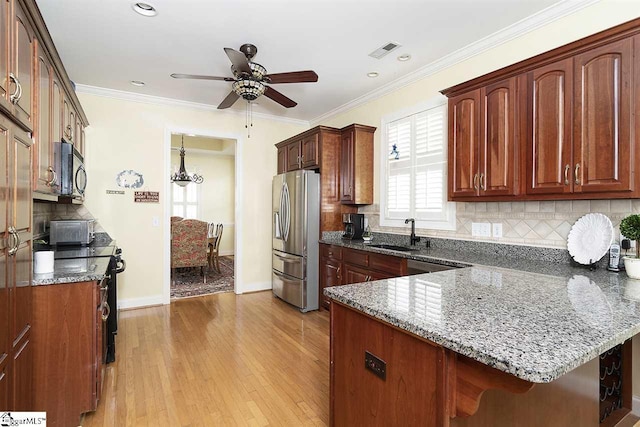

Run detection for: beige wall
[[170, 149, 236, 255], [316, 1, 640, 398], [79, 92, 306, 306], [317, 0, 640, 250]]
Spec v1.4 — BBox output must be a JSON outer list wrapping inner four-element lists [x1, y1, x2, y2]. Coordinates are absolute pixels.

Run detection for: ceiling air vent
[[369, 42, 401, 59]]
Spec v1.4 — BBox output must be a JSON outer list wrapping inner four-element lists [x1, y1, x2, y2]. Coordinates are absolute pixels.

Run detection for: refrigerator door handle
[[282, 182, 291, 242], [274, 212, 281, 239]]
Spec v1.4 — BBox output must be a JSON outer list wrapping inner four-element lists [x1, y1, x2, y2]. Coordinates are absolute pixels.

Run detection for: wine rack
[[599, 344, 624, 424]]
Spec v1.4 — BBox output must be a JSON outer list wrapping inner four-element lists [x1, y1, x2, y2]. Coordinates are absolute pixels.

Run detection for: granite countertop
[[33, 257, 111, 286], [322, 236, 640, 383]]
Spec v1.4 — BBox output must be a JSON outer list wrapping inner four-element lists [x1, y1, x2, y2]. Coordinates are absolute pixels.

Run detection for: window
[[172, 183, 200, 219], [380, 97, 455, 230]]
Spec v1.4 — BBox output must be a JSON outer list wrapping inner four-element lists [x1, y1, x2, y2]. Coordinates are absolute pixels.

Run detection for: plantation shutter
[[385, 103, 447, 222]]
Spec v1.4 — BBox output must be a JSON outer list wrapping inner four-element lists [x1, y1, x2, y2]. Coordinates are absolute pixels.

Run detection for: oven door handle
[[101, 301, 111, 321], [115, 259, 126, 274]]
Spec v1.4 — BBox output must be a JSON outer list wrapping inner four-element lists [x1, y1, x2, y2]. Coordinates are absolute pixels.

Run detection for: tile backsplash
[[33, 202, 104, 240], [359, 200, 640, 249]]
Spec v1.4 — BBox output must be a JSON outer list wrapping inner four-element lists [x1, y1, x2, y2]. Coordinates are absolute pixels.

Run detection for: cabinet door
[[0, 118, 7, 364], [340, 130, 354, 202], [11, 336, 31, 410], [0, 0, 12, 113], [62, 94, 70, 142], [320, 257, 341, 310], [286, 141, 301, 171], [573, 37, 633, 194], [0, 360, 8, 410], [51, 76, 61, 142], [480, 78, 518, 196], [525, 59, 573, 195], [0, 248, 7, 366], [75, 116, 83, 156], [69, 108, 76, 144], [301, 134, 319, 169], [277, 146, 287, 174], [343, 263, 371, 285], [34, 49, 52, 193], [448, 90, 480, 198], [13, 126, 31, 233], [12, 1, 34, 132]]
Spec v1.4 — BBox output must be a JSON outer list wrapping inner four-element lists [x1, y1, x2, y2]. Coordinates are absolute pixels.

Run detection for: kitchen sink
[[369, 244, 414, 252]]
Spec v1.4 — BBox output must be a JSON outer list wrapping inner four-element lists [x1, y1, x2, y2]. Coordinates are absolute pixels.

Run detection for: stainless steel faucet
[[405, 218, 421, 246]]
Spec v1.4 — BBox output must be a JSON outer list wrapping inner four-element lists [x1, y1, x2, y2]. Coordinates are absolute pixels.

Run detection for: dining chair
[[208, 223, 224, 273]]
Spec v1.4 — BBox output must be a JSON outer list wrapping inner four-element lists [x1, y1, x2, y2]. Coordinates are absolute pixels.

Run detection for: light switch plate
[[492, 223, 503, 238], [472, 222, 491, 237]]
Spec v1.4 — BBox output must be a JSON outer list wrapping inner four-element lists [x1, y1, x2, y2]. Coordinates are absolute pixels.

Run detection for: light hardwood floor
[[82, 291, 330, 426]]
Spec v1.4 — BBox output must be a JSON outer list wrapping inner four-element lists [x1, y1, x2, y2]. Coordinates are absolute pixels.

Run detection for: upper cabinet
[[278, 132, 320, 173], [340, 124, 375, 205], [443, 19, 640, 201], [0, 0, 35, 133], [573, 37, 634, 195], [448, 78, 518, 199]]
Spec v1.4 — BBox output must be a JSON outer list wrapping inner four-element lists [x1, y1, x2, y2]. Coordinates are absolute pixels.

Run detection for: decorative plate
[[567, 213, 614, 265], [116, 170, 144, 189]]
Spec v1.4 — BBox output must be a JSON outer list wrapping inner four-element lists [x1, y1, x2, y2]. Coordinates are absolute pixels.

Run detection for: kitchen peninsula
[[324, 237, 640, 426]]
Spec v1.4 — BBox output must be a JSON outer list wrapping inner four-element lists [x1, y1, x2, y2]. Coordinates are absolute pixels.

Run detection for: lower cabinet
[[319, 243, 407, 310], [32, 281, 105, 426]]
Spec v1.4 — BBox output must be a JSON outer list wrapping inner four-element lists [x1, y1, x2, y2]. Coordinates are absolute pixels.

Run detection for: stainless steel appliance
[[272, 170, 320, 312], [57, 141, 87, 199], [49, 219, 95, 246], [342, 213, 364, 240]]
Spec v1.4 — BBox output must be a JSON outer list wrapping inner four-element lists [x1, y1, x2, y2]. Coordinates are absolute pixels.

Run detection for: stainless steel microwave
[[57, 141, 87, 199], [49, 219, 95, 246]]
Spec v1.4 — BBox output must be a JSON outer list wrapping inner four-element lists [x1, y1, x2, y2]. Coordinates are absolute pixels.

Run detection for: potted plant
[[619, 214, 640, 279]]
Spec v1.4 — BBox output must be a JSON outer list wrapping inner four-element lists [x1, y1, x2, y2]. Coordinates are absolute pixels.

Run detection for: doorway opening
[[166, 132, 238, 300]]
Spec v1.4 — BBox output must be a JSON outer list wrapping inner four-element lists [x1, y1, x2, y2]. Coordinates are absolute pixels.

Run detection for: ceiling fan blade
[[217, 91, 240, 109], [170, 73, 234, 81], [264, 86, 297, 108], [224, 48, 252, 75], [265, 71, 318, 84]]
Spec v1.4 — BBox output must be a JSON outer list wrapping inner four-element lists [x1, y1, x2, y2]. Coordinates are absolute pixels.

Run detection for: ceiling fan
[[171, 43, 318, 110]]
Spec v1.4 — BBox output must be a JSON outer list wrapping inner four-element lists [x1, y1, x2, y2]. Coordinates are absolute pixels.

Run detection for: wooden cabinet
[[340, 124, 375, 205], [276, 126, 354, 233], [573, 37, 634, 195], [0, 111, 33, 410], [448, 78, 519, 200], [33, 280, 105, 426], [34, 45, 54, 194], [524, 58, 573, 195], [319, 243, 407, 310], [444, 18, 640, 201], [319, 244, 342, 310], [0, 0, 36, 133]]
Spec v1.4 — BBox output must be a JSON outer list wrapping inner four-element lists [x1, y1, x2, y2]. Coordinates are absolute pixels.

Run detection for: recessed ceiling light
[[132, 2, 157, 17], [130, 80, 146, 87], [367, 72, 379, 78], [397, 54, 411, 62]]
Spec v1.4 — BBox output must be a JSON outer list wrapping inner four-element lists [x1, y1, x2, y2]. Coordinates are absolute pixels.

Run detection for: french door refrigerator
[[272, 170, 320, 312]]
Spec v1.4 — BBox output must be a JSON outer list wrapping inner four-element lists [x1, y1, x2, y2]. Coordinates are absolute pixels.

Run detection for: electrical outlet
[[492, 223, 503, 238], [472, 222, 491, 237]]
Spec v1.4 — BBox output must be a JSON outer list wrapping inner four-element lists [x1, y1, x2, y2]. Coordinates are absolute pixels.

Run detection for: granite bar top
[[33, 256, 111, 286], [322, 236, 640, 383]]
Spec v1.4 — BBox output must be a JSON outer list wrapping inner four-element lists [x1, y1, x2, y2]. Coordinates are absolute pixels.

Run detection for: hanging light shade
[[170, 135, 204, 187]]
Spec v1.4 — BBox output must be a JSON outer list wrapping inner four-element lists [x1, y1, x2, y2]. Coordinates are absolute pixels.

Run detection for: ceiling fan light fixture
[[132, 2, 157, 17], [232, 79, 266, 101]]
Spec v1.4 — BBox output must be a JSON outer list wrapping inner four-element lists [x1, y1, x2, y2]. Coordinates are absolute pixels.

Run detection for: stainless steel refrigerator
[[272, 170, 320, 312]]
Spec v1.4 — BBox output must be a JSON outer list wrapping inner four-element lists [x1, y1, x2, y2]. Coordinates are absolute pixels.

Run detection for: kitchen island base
[[330, 301, 634, 427]]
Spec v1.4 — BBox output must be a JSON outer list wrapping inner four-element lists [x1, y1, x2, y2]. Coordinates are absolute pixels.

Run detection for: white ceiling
[[36, 0, 568, 122]]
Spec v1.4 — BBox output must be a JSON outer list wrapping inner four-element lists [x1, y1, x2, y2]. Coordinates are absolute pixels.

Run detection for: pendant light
[[170, 135, 204, 187]]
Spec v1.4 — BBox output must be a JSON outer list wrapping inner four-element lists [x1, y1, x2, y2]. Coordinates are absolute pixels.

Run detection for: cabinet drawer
[[321, 244, 342, 260], [369, 253, 406, 276], [343, 249, 369, 267]]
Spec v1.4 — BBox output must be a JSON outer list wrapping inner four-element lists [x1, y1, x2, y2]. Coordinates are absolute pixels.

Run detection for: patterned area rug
[[171, 256, 234, 299]]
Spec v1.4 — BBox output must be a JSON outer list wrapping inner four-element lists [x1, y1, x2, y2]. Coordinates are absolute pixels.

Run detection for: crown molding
[[310, 0, 600, 125], [75, 84, 310, 127]]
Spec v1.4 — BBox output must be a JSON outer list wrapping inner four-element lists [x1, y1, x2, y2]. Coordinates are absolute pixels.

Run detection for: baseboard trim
[[237, 281, 271, 294], [633, 395, 640, 415], [118, 295, 165, 310], [219, 250, 234, 256]]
